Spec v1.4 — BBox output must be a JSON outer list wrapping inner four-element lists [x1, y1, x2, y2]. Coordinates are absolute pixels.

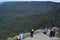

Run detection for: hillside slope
[[0, 1, 60, 40]]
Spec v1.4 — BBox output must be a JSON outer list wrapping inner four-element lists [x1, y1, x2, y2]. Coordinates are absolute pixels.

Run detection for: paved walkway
[[23, 33, 59, 40]]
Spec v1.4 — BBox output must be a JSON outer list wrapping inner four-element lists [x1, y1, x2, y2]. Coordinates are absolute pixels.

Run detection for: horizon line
[[0, 1, 60, 3]]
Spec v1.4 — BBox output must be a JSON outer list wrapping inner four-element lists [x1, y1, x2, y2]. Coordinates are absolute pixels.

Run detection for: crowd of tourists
[[15, 27, 58, 40], [16, 33, 24, 40], [43, 27, 59, 37], [16, 29, 34, 40]]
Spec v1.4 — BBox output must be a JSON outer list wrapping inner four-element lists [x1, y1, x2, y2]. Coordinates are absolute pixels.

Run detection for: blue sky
[[0, 0, 60, 2]]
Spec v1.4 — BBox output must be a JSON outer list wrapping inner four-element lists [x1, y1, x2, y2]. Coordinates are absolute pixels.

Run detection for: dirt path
[[23, 33, 59, 40]]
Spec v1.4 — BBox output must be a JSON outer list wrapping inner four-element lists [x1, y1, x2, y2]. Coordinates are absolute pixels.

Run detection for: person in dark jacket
[[30, 29, 34, 37], [49, 30, 53, 37], [49, 27, 59, 37]]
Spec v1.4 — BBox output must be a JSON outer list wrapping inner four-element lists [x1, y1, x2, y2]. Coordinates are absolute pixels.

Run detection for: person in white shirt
[[47, 29, 51, 36], [19, 33, 24, 40], [43, 28, 48, 34]]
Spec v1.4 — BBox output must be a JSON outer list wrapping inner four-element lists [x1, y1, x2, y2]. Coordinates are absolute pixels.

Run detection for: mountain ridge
[[0, 1, 57, 14]]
